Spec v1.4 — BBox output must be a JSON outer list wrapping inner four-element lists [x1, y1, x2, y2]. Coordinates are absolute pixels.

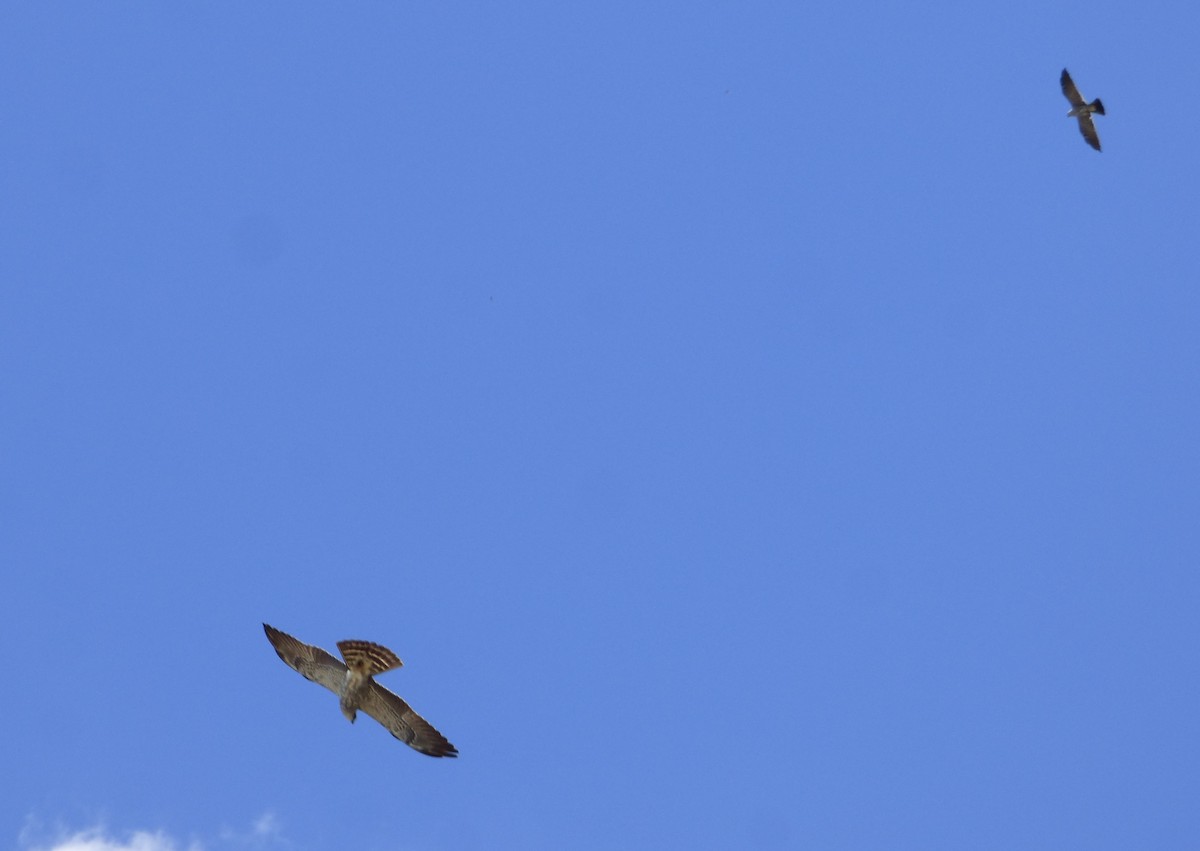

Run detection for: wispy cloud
[[19, 827, 200, 851], [218, 812, 289, 849], [20, 815, 285, 851]]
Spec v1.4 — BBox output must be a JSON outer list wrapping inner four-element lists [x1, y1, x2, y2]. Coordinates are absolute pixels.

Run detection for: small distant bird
[[263, 624, 458, 757], [1061, 68, 1105, 151]]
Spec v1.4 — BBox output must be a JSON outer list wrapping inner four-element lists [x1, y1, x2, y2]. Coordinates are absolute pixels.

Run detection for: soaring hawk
[[263, 624, 458, 757], [1061, 68, 1105, 151]]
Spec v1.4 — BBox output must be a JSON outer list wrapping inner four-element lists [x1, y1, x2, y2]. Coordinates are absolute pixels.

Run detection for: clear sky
[[4, 3, 1199, 850]]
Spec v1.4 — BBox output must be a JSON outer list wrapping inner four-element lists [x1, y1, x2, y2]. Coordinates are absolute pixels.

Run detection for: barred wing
[[263, 623, 347, 694], [359, 681, 459, 758]]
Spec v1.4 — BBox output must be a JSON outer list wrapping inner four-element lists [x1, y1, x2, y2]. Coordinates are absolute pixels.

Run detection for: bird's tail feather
[[1091, 98, 1105, 116], [337, 639, 403, 674]]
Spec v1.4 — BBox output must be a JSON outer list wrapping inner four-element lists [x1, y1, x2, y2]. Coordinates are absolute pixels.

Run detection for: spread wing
[[1061, 68, 1086, 108], [263, 623, 347, 694], [1076, 113, 1102, 151], [359, 680, 459, 757]]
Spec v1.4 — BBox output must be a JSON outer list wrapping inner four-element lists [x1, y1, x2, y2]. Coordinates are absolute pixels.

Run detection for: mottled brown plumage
[[263, 624, 458, 758]]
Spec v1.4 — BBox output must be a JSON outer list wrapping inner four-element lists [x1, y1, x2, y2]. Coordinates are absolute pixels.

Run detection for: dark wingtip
[[263, 623, 289, 648]]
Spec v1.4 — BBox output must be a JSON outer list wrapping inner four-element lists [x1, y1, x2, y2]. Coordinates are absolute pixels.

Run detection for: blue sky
[[4, 3, 1200, 849]]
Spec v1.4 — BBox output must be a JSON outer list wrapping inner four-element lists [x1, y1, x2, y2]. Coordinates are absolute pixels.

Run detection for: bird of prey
[[1061, 68, 1105, 151], [263, 623, 458, 757]]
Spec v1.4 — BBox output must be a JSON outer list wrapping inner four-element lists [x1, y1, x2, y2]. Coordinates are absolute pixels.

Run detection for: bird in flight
[[1061, 68, 1105, 151], [263, 623, 458, 757]]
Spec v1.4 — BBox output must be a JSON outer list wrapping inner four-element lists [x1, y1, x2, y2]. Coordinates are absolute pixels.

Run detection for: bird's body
[[263, 623, 458, 757], [335, 637, 403, 722], [1061, 68, 1105, 151], [339, 669, 368, 722]]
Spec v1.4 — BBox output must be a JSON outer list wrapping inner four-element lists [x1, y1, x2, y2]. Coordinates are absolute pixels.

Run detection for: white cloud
[[20, 827, 201, 851], [21, 816, 284, 851], [217, 811, 288, 848]]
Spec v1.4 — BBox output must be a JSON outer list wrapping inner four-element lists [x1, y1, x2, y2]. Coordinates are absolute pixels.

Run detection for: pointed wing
[[358, 681, 459, 757], [337, 639, 403, 676], [1061, 68, 1086, 108], [264, 623, 347, 694], [1076, 113, 1102, 151]]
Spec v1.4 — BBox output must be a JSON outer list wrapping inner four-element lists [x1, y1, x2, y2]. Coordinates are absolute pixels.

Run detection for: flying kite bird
[[1061, 68, 1105, 151], [263, 623, 458, 757]]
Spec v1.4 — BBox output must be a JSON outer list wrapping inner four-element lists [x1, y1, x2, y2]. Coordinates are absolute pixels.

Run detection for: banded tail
[[337, 639, 403, 675]]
